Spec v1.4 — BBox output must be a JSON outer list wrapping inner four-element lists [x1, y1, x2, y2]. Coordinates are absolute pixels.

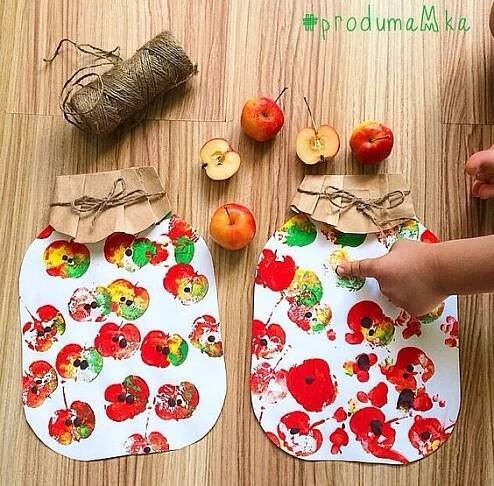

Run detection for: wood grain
[[0, 1, 493, 485]]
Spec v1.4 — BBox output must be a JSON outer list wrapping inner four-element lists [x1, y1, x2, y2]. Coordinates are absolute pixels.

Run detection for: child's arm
[[336, 237, 494, 316]]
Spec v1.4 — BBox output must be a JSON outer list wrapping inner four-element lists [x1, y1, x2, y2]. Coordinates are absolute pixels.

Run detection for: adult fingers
[[465, 148, 494, 176]]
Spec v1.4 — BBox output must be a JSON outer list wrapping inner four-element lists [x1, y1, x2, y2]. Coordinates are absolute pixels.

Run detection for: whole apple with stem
[[296, 97, 340, 165], [350, 120, 394, 164], [209, 203, 256, 251], [241, 87, 288, 142]]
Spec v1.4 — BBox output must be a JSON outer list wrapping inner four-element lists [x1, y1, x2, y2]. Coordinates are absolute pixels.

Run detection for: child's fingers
[[472, 180, 482, 197], [464, 149, 494, 176]]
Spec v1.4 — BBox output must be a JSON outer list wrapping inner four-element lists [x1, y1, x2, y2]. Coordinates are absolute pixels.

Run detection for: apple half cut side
[[295, 125, 340, 165], [200, 138, 241, 181]]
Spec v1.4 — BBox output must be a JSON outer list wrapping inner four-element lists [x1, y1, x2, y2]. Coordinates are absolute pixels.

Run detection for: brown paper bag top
[[290, 174, 416, 234], [49, 166, 171, 243]]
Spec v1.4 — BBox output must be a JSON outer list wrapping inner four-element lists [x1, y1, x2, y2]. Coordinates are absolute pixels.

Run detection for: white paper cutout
[[251, 215, 460, 464], [20, 215, 226, 461]]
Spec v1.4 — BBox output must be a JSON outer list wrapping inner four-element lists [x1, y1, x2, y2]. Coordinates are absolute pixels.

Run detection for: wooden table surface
[[0, 1, 493, 485]]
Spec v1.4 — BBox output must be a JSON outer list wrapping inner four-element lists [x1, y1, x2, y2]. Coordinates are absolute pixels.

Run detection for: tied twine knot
[[299, 185, 410, 235], [51, 178, 166, 226]]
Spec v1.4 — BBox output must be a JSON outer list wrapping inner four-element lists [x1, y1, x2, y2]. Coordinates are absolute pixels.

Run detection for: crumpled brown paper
[[291, 174, 416, 234], [49, 166, 171, 243]]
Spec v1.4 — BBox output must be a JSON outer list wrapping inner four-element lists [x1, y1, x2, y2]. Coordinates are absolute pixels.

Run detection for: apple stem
[[303, 96, 318, 136], [62, 386, 69, 410], [273, 86, 288, 105], [23, 305, 36, 322], [224, 205, 233, 225]]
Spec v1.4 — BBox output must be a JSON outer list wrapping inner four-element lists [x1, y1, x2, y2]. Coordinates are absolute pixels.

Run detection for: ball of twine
[[44, 32, 197, 135]]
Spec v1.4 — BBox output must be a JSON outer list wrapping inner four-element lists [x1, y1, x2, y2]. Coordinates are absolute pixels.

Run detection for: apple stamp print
[[19, 214, 226, 460], [252, 214, 460, 464]]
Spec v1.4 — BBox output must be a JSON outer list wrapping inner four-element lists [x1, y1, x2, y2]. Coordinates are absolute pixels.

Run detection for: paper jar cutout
[[19, 214, 226, 461], [251, 214, 460, 464]]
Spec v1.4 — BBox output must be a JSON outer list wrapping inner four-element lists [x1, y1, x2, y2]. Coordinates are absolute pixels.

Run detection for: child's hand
[[465, 145, 494, 199], [336, 239, 447, 317]]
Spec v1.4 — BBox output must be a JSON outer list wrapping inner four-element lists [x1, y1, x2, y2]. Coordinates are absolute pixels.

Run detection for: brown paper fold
[[290, 174, 416, 233], [49, 166, 171, 243]]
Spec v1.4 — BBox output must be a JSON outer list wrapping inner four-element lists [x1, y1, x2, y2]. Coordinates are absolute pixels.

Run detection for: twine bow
[[299, 185, 410, 236], [51, 178, 166, 225]]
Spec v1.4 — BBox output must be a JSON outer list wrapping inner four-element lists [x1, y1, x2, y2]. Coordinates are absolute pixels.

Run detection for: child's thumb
[[336, 258, 379, 278]]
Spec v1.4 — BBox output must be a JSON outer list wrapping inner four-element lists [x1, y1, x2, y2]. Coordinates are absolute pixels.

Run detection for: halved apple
[[295, 125, 340, 165], [200, 138, 241, 180]]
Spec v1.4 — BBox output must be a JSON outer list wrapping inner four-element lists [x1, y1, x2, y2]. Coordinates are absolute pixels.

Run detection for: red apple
[[286, 358, 336, 412], [241, 88, 287, 142], [350, 121, 394, 165], [209, 203, 256, 251], [255, 249, 296, 291], [105, 375, 149, 421], [94, 322, 141, 359], [154, 382, 199, 421], [277, 411, 323, 457], [125, 431, 169, 455], [22, 360, 58, 408], [140, 330, 188, 368], [48, 400, 95, 445]]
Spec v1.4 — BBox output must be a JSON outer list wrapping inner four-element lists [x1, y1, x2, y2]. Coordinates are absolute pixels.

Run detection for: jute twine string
[[51, 178, 166, 226], [43, 32, 197, 135], [298, 185, 411, 238]]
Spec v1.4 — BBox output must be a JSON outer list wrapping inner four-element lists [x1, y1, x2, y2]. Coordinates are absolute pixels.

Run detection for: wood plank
[[441, 0, 494, 124]]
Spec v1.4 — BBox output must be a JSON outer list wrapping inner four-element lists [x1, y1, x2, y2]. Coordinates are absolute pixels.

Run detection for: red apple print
[[265, 431, 280, 447], [343, 352, 378, 382], [251, 319, 286, 359], [37, 225, 55, 239], [367, 382, 388, 408], [286, 358, 336, 412], [56, 343, 103, 382], [23, 305, 66, 352], [346, 300, 395, 346], [189, 315, 223, 357], [441, 316, 459, 348], [277, 411, 323, 457], [250, 361, 288, 404], [349, 407, 408, 464], [140, 330, 188, 368], [48, 400, 95, 445], [420, 229, 440, 243], [255, 249, 296, 291], [105, 375, 149, 421], [333, 407, 347, 423], [154, 382, 199, 421], [22, 361, 57, 408], [94, 322, 141, 359], [380, 346, 434, 412], [125, 431, 169, 455], [163, 264, 209, 305], [408, 415, 452, 456], [329, 427, 349, 454]]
